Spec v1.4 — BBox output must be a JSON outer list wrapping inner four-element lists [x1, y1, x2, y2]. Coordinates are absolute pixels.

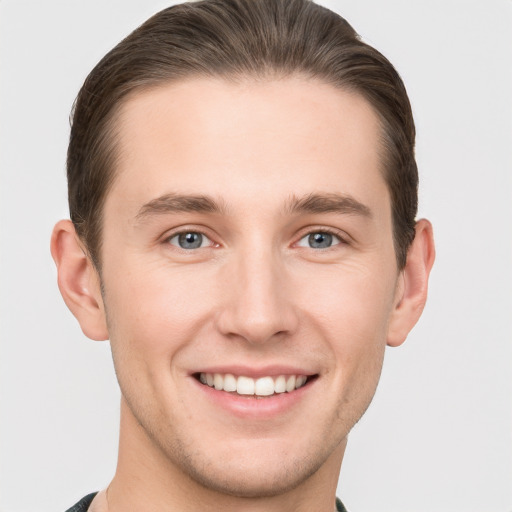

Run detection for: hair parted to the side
[[68, 0, 418, 270]]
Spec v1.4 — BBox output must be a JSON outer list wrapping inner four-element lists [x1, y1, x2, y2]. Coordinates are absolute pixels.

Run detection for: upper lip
[[191, 365, 317, 379]]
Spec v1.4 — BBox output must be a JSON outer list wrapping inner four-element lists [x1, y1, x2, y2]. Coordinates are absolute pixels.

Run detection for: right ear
[[50, 220, 109, 341]]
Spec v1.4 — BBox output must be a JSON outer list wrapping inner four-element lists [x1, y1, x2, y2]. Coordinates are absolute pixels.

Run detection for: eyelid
[[159, 224, 351, 250], [162, 225, 220, 249], [293, 226, 350, 248]]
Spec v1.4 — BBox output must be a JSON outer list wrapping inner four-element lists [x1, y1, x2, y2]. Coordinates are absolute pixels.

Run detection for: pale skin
[[51, 76, 435, 512]]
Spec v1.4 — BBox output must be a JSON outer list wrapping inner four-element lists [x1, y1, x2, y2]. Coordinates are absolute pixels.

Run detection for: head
[[67, 0, 417, 272], [52, 0, 434, 505]]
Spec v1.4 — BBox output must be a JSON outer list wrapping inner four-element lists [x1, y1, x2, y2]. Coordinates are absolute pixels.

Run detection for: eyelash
[[165, 229, 217, 250], [295, 227, 348, 250], [163, 227, 349, 251]]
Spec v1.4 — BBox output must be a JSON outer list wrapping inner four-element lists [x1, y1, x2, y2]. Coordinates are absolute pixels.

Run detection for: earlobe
[[50, 219, 109, 341], [387, 219, 435, 347]]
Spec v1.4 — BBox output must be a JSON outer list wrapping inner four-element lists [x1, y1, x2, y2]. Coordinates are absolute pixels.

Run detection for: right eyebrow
[[135, 193, 226, 222]]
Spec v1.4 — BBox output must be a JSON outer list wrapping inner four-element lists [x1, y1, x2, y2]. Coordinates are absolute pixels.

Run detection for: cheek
[[304, 260, 397, 334], [102, 258, 218, 360], [300, 261, 397, 376]]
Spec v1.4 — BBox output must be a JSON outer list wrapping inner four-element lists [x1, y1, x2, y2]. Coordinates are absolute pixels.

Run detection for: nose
[[216, 245, 299, 345]]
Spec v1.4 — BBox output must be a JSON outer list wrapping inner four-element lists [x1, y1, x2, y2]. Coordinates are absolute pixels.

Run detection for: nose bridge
[[217, 239, 297, 344]]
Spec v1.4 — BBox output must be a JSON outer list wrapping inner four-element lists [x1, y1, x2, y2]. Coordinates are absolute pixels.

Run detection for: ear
[[387, 219, 435, 347], [50, 219, 109, 341]]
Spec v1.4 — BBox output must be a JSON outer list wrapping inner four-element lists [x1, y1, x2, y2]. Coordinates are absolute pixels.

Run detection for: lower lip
[[191, 377, 316, 419]]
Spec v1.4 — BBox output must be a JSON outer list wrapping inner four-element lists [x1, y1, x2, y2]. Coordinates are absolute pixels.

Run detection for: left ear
[[387, 219, 435, 347]]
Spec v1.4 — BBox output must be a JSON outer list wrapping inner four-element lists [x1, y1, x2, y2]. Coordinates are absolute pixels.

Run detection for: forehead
[[109, 76, 386, 211]]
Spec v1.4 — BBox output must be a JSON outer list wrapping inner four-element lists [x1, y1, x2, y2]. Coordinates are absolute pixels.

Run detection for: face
[[99, 77, 401, 496]]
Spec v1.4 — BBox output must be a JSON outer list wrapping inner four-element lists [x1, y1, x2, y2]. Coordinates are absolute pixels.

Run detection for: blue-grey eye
[[168, 232, 210, 249], [297, 231, 341, 249]]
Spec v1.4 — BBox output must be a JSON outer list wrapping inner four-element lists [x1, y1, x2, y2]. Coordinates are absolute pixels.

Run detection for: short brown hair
[[68, 0, 417, 269]]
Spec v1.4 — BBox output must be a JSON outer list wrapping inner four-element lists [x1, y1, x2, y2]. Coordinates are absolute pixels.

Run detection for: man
[[51, 0, 435, 510]]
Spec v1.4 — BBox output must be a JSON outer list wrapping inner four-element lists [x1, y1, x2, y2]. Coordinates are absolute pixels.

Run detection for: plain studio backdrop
[[1, 1, 511, 511]]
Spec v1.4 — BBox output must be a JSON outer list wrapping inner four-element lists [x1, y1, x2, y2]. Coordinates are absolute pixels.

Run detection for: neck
[[105, 399, 346, 512]]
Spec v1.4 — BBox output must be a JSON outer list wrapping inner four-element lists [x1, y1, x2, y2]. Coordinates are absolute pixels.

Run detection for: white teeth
[[198, 372, 309, 396], [274, 375, 286, 393], [223, 373, 237, 392], [295, 375, 307, 389], [213, 373, 223, 390], [254, 376, 275, 396], [286, 375, 296, 392], [237, 376, 255, 395]]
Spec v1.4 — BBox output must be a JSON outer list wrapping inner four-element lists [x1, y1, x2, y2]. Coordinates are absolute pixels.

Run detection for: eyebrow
[[135, 191, 372, 222], [136, 193, 226, 221], [284, 193, 372, 218]]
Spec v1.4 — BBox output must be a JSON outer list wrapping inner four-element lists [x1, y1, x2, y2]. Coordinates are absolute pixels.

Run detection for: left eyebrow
[[284, 193, 372, 218], [135, 193, 227, 222]]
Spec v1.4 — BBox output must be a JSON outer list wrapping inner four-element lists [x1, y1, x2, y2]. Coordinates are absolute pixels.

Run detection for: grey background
[[1, 1, 511, 511]]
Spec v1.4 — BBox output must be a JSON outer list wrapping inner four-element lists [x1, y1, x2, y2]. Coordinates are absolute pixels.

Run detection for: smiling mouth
[[194, 372, 316, 397]]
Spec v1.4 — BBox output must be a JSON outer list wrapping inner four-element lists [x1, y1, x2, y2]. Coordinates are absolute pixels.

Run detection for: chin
[[153, 424, 347, 500], [176, 449, 325, 498]]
